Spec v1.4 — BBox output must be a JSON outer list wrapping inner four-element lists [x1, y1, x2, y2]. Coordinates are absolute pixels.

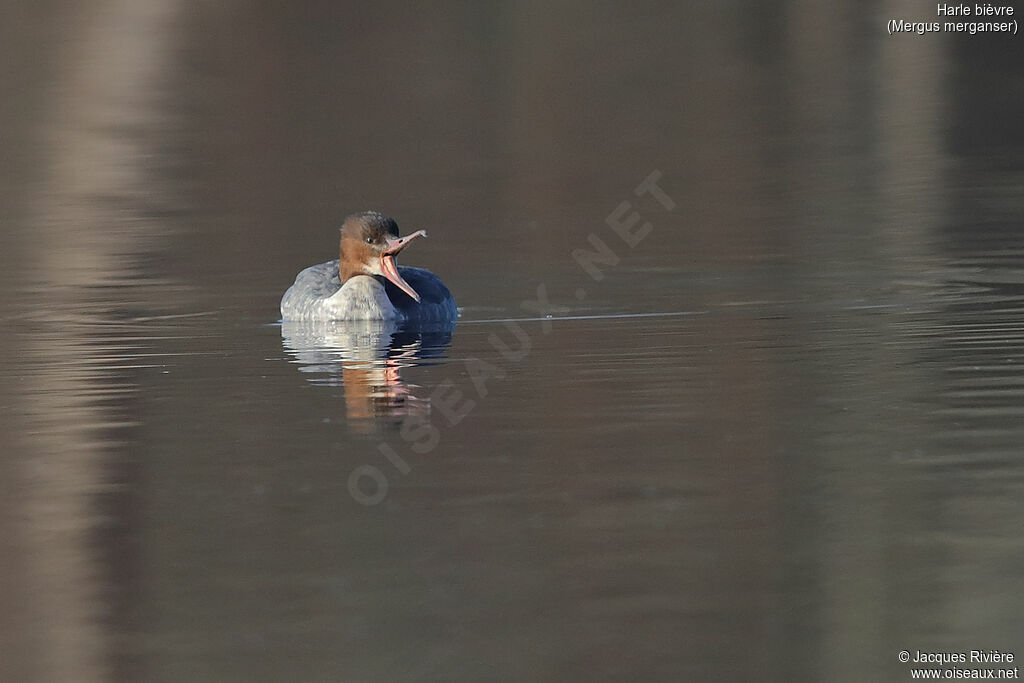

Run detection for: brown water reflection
[[280, 320, 453, 436], [1, 2, 1023, 682]]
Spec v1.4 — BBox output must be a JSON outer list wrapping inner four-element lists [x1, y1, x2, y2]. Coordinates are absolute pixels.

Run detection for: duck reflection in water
[[280, 319, 453, 434]]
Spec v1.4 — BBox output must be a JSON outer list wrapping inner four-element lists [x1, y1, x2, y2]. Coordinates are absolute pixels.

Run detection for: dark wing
[[386, 266, 457, 322]]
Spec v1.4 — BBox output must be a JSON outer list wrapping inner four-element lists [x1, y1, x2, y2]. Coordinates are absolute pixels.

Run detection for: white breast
[[322, 275, 400, 320]]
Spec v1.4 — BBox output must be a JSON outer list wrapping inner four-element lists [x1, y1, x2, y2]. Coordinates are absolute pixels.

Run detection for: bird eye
[[364, 236, 374, 244]]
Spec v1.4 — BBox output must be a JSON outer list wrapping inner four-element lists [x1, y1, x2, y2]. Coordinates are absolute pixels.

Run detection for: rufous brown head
[[338, 211, 426, 302]]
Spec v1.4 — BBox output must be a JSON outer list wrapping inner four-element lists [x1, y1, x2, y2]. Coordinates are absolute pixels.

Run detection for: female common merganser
[[281, 211, 457, 322]]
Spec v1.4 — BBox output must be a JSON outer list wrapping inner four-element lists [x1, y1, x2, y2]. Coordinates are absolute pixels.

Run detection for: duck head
[[338, 211, 426, 302]]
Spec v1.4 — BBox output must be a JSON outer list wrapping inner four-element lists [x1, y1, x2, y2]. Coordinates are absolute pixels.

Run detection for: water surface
[[1, 3, 1023, 682]]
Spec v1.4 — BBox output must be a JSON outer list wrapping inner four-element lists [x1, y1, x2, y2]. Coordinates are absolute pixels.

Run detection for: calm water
[[2, 3, 1023, 682]]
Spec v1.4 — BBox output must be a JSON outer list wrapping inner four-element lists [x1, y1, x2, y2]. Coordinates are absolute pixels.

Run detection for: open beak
[[379, 230, 427, 302]]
